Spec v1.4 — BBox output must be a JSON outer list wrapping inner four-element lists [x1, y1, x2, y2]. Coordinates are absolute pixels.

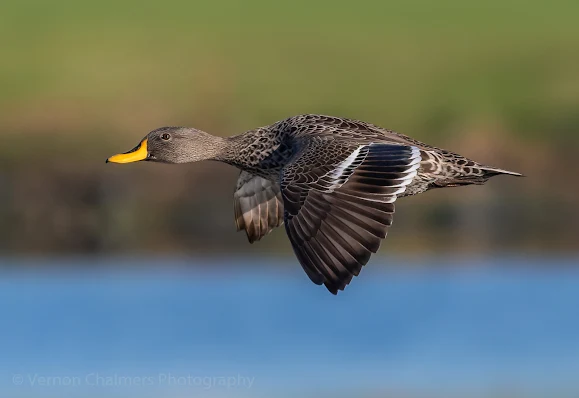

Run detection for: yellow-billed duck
[[107, 114, 522, 294]]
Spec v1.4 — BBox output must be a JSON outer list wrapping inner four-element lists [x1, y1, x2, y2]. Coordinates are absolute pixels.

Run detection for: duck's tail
[[434, 164, 524, 189], [478, 166, 524, 178]]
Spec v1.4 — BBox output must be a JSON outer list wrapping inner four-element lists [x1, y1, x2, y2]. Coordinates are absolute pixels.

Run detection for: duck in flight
[[107, 114, 522, 294]]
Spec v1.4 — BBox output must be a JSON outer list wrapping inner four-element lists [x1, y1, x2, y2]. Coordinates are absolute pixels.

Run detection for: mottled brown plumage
[[107, 114, 522, 294]]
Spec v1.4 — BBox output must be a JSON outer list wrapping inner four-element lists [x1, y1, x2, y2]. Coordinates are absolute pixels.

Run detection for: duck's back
[[275, 114, 429, 147], [269, 114, 519, 196]]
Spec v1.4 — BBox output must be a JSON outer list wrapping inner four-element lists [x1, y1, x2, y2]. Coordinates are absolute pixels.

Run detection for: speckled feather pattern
[[217, 114, 521, 293]]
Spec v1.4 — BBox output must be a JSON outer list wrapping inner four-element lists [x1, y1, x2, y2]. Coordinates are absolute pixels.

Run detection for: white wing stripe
[[328, 145, 364, 181]]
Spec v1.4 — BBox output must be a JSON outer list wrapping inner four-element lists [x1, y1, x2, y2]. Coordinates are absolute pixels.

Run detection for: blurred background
[[0, 0, 578, 397]]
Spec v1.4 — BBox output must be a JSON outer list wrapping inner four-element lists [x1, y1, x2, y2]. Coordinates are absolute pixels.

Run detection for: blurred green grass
[[1, 0, 579, 144], [0, 0, 578, 254]]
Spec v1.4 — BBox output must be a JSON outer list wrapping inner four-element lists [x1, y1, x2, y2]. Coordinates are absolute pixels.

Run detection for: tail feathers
[[430, 164, 523, 190], [479, 166, 524, 177]]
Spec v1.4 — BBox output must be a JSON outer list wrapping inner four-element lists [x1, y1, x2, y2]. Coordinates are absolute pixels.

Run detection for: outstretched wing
[[281, 139, 421, 294], [234, 171, 284, 243]]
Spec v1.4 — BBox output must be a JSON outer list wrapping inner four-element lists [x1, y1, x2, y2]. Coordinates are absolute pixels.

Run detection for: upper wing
[[281, 139, 421, 294], [234, 171, 284, 243]]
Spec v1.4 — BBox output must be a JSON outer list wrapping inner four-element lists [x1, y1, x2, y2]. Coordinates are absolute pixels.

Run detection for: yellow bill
[[107, 139, 148, 163]]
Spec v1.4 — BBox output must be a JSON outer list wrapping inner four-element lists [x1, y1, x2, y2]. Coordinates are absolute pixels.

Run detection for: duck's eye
[[160, 133, 171, 141]]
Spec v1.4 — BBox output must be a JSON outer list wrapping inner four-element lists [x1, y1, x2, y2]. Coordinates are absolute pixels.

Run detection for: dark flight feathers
[[280, 142, 421, 294]]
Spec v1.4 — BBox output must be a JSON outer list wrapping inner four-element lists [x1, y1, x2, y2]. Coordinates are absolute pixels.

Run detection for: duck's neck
[[174, 130, 230, 163], [212, 129, 261, 167]]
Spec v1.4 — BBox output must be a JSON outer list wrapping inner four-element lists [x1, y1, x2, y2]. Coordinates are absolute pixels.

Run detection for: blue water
[[0, 257, 578, 397]]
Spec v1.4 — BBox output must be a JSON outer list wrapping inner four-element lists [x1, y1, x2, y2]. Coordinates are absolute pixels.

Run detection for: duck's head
[[106, 127, 226, 164]]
